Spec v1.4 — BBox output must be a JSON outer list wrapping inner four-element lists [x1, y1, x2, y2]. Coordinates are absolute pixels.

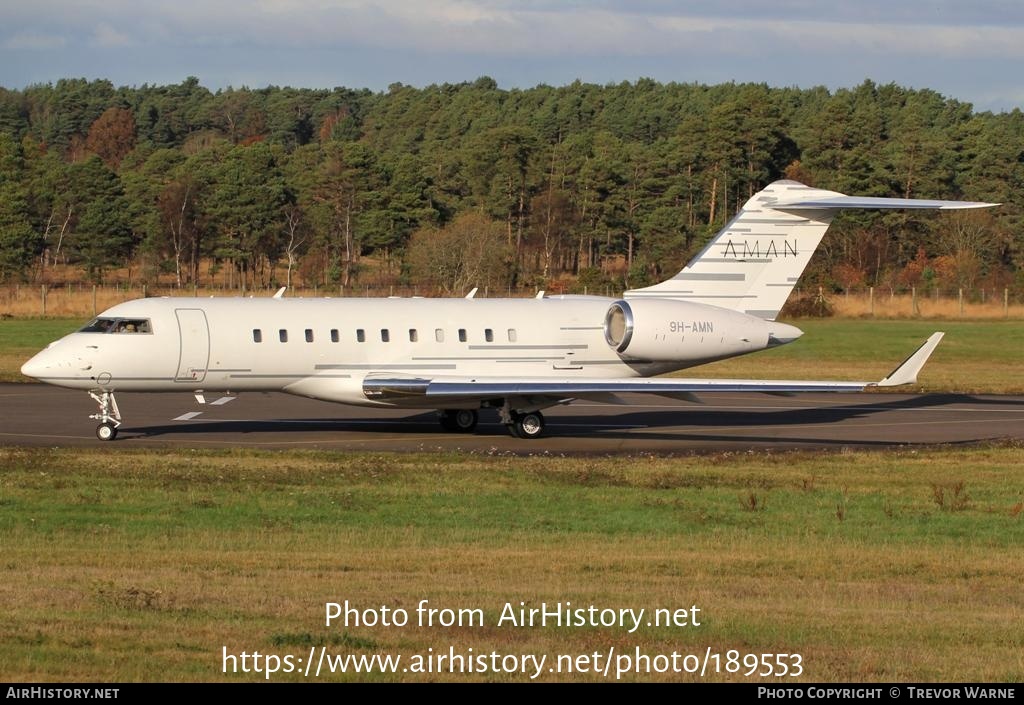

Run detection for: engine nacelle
[[603, 299, 800, 363]]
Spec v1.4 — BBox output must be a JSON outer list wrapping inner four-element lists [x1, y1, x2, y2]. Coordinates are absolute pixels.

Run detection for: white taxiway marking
[[210, 396, 236, 406], [173, 411, 203, 421]]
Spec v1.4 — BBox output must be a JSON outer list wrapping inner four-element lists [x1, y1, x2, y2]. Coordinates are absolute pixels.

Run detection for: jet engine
[[603, 299, 801, 363]]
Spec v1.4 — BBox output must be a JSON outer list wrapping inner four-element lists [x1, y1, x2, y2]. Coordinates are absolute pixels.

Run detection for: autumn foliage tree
[[406, 212, 512, 295], [85, 107, 136, 169]]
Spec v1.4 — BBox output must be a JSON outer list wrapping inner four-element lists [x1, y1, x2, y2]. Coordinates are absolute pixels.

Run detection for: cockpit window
[[79, 318, 152, 334]]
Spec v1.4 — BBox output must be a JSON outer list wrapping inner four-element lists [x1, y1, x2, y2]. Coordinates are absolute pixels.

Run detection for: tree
[[205, 143, 288, 289], [0, 134, 40, 280], [405, 212, 512, 294], [66, 156, 132, 281], [311, 142, 376, 286], [85, 106, 137, 169]]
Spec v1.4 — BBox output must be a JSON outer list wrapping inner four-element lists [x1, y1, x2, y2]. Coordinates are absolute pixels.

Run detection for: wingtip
[[876, 332, 944, 387], [939, 202, 1001, 210]]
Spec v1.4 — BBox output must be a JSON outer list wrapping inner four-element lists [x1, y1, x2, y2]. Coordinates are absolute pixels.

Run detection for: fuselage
[[20, 295, 801, 407]]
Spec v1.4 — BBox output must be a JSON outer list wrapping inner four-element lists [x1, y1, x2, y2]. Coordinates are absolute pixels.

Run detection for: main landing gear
[[498, 402, 547, 439], [438, 409, 478, 433], [89, 390, 121, 441], [508, 410, 545, 439], [436, 405, 548, 439]]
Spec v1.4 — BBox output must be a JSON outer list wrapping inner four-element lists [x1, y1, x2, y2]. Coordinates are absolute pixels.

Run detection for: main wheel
[[438, 410, 458, 432], [513, 411, 545, 439], [96, 422, 118, 441], [440, 409, 479, 433], [452, 409, 478, 433]]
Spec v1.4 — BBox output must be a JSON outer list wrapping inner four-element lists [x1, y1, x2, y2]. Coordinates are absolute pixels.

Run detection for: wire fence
[[2, 283, 1023, 319], [791, 285, 1024, 319]]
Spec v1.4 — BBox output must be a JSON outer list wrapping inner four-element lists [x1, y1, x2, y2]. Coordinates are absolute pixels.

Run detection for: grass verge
[[2, 444, 1023, 682]]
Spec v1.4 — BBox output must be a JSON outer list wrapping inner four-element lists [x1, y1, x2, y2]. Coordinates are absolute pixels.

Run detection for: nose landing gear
[[88, 390, 121, 441]]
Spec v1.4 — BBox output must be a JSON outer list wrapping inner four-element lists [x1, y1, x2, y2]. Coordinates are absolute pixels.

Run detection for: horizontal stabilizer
[[874, 332, 945, 387], [774, 196, 999, 211]]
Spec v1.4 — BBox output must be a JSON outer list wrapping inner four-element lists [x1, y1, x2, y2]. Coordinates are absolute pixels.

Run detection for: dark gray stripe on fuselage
[[740, 218, 811, 224], [676, 273, 746, 281], [627, 293, 749, 299], [695, 258, 772, 263], [315, 363, 457, 370], [229, 373, 353, 379], [466, 345, 587, 350], [412, 356, 557, 361]]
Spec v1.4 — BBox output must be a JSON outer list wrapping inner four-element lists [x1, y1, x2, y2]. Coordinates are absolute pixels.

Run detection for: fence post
[[41, 284, 46, 316], [912, 287, 918, 316], [869, 287, 874, 317], [92, 285, 97, 316], [958, 288, 964, 317]]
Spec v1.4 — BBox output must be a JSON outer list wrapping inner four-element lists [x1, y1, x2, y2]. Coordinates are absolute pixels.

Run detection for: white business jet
[[21, 180, 995, 440]]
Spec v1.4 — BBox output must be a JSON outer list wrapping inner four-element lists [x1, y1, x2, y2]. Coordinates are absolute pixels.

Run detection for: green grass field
[[4, 317, 1022, 392], [2, 445, 1023, 682]]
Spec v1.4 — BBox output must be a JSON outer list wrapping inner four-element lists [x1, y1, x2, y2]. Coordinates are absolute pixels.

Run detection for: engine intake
[[603, 301, 634, 352]]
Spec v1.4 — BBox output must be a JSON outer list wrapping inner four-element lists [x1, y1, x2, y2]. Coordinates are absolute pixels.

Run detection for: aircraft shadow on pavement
[[118, 393, 1023, 449]]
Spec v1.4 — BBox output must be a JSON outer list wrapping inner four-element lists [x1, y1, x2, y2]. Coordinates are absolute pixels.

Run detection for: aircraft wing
[[363, 333, 944, 403]]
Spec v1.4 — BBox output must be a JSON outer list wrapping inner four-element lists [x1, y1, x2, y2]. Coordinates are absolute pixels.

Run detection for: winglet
[[273, 287, 287, 299], [874, 332, 944, 387], [465, 287, 478, 299]]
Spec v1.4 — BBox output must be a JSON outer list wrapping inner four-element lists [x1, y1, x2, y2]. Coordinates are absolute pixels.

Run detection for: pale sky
[[2, 0, 1023, 112]]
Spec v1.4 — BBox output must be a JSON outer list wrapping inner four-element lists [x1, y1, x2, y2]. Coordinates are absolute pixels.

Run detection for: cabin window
[[279, 329, 288, 343], [458, 329, 467, 342], [381, 329, 390, 342], [356, 329, 365, 343], [435, 328, 444, 343], [252, 329, 262, 343], [507, 328, 517, 342], [330, 329, 339, 343], [409, 329, 418, 342], [484, 328, 494, 342], [305, 329, 314, 343]]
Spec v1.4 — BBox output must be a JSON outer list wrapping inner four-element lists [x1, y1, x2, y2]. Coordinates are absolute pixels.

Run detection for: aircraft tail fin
[[624, 180, 998, 320]]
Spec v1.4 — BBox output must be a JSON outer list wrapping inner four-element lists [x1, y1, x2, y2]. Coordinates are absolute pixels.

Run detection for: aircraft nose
[[767, 322, 803, 347], [20, 345, 81, 379], [20, 351, 47, 379]]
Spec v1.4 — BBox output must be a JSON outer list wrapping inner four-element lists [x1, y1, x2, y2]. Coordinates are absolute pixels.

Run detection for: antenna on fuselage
[[273, 287, 286, 299], [465, 288, 478, 299]]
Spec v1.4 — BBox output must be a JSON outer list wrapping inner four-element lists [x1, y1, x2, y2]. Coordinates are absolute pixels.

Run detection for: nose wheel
[[88, 390, 121, 441], [96, 422, 118, 441]]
